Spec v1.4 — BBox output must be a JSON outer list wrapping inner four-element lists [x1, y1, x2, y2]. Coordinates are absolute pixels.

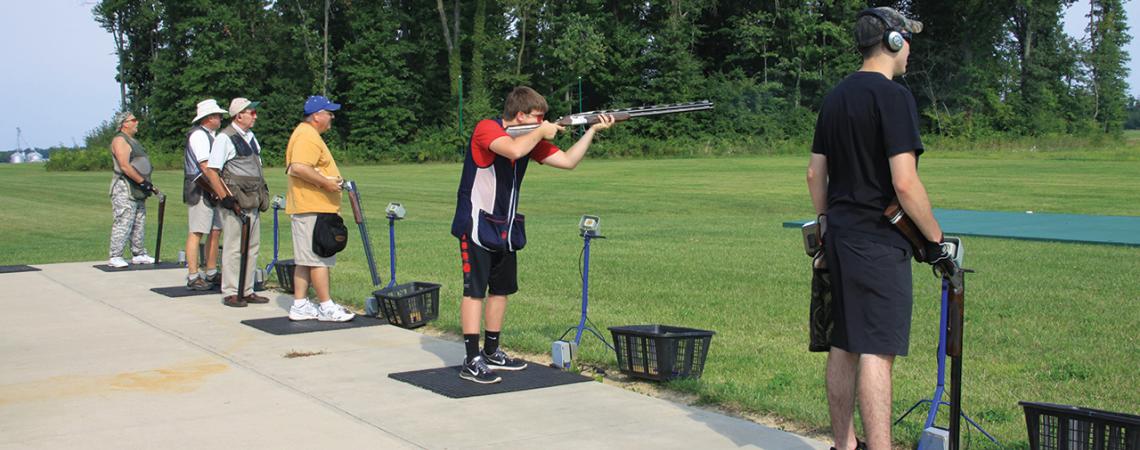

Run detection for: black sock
[[483, 330, 501, 355], [463, 334, 480, 361]]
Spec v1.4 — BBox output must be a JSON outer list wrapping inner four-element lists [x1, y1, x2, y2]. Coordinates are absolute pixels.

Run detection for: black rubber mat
[[92, 261, 183, 272], [388, 362, 593, 398], [0, 265, 40, 274], [240, 315, 387, 335], [150, 285, 222, 297], [150, 283, 267, 298]]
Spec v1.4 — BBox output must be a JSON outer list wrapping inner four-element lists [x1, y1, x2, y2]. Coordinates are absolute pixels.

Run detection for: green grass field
[[2, 147, 1137, 449]]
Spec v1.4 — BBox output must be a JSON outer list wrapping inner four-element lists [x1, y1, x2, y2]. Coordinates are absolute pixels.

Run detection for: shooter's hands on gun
[[323, 176, 343, 193], [220, 196, 242, 215], [537, 121, 563, 140], [589, 114, 615, 132], [288, 163, 343, 193], [138, 180, 158, 195], [921, 236, 950, 265], [922, 235, 960, 279]]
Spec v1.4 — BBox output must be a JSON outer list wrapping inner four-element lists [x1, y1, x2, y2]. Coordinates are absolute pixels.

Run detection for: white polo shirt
[[207, 123, 261, 170]]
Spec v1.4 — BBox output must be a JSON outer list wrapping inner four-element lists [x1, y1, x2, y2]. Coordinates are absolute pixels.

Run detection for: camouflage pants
[[109, 178, 147, 258]]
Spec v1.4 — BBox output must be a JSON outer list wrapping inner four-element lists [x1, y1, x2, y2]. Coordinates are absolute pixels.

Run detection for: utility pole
[[323, 0, 330, 96]]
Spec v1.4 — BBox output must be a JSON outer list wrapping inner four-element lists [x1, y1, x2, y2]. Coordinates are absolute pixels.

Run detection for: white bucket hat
[[192, 99, 228, 124]]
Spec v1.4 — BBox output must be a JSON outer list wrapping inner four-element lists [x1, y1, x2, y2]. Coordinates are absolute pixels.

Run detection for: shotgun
[[882, 199, 961, 283], [344, 180, 382, 287], [883, 199, 967, 356], [504, 100, 714, 137], [154, 193, 166, 265]]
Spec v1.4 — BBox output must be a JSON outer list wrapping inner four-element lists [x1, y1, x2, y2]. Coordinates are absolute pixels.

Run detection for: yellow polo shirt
[[285, 122, 341, 214]]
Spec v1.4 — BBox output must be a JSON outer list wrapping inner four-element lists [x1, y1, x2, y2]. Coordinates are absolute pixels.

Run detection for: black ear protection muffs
[[858, 8, 909, 52]]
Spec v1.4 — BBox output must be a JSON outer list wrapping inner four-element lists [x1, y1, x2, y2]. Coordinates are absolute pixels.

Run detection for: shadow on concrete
[[684, 407, 826, 450]]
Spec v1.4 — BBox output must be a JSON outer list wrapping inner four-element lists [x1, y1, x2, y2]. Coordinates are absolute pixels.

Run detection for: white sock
[[318, 299, 334, 309], [188, 273, 200, 281], [205, 268, 218, 276], [293, 299, 309, 307]]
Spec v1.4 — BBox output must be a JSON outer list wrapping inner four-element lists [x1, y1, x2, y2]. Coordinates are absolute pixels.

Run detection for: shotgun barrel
[[504, 100, 714, 137], [154, 194, 166, 264]]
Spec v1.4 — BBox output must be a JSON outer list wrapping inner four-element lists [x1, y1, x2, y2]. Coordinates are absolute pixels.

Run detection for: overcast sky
[[1, 1, 1138, 150]]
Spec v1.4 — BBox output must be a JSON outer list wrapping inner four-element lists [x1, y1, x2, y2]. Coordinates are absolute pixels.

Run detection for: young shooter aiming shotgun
[[452, 89, 713, 384]]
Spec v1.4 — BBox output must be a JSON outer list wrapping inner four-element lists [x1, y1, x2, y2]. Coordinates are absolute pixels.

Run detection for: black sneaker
[[204, 271, 221, 286], [459, 355, 501, 384], [483, 348, 528, 371]]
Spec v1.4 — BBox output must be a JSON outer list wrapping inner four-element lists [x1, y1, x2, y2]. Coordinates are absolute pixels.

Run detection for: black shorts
[[459, 234, 518, 298], [825, 231, 914, 356]]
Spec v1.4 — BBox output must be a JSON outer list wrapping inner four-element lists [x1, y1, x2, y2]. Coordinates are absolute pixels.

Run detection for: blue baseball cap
[[303, 95, 341, 116]]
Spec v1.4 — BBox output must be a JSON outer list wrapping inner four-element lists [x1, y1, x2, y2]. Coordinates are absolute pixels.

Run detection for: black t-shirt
[[812, 71, 924, 248]]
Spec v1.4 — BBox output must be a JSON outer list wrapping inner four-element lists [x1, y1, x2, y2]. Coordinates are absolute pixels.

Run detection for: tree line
[[87, 0, 1132, 166]]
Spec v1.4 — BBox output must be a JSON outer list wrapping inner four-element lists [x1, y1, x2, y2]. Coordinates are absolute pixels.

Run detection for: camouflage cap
[[112, 111, 135, 129], [855, 7, 924, 48]]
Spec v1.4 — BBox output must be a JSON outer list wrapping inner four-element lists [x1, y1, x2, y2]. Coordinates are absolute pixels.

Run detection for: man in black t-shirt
[[806, 7, 947, 450]]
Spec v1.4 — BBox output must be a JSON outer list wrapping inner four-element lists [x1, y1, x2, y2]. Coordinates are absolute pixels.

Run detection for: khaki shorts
[[291, 213, 336, 267], [187, 200, 221, 235]]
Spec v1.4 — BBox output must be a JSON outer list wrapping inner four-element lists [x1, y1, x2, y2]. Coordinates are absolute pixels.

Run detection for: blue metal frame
[[895, 276, 999, 449], [264, 203, 281, 277], [387, 217, 397, 289], [560, 233, 614, 350]]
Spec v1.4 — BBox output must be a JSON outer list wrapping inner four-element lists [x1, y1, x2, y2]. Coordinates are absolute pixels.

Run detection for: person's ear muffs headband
[[858, 8, 908, 53]]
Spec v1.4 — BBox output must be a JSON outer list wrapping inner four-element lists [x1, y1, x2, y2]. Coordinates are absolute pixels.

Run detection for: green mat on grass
[[783, 209, 1140, 247]]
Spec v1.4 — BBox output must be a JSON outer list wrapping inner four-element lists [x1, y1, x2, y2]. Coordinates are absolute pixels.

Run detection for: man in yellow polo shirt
[[285, 95, 354, 322]]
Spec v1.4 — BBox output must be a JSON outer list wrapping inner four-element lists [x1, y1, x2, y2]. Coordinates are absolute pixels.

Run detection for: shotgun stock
[[504, 100, 714, 137]]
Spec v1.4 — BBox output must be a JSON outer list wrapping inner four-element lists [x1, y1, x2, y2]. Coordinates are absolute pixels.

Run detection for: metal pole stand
[[264, 197, 284, 282], [558, 231, 615, 352], [894, 270, 999, 450], [385, 214, 400, 290]]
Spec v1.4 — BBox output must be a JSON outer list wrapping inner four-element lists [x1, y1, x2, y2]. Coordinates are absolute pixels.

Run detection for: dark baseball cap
[[855, 7, 924, 48]]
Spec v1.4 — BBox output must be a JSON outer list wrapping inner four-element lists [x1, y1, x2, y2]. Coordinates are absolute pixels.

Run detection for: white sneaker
[[131, 254, 155, 264], [108, 257, 129, 268], [288, 301, 320, 321], [317, 302, 355, 322]]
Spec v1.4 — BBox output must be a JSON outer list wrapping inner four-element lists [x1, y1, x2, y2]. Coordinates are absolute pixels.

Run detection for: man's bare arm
[[112, 136, 144, 183], [889, 151, 942, 242], [541, 114, 614, 169], [488, 122, 563, 160], [288, 163, 342, 192], [806, 153, 828, 215]]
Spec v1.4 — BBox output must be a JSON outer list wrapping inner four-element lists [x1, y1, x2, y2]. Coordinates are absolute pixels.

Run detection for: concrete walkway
[[0, 262, 829, 450]]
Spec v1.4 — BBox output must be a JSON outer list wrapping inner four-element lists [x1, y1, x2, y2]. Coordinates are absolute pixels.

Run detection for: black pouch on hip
[[312, 213, 348, 257]]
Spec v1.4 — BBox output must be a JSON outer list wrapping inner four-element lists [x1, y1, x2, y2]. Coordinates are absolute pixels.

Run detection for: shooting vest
[[219, 126, 269, 212], [450, 118, 533, 252], [110, 132, 152, 197], [183, 125, 214, 205]]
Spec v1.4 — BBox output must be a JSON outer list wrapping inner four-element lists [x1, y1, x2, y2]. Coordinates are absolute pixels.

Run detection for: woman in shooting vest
[[108, 111, 159, 268]]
